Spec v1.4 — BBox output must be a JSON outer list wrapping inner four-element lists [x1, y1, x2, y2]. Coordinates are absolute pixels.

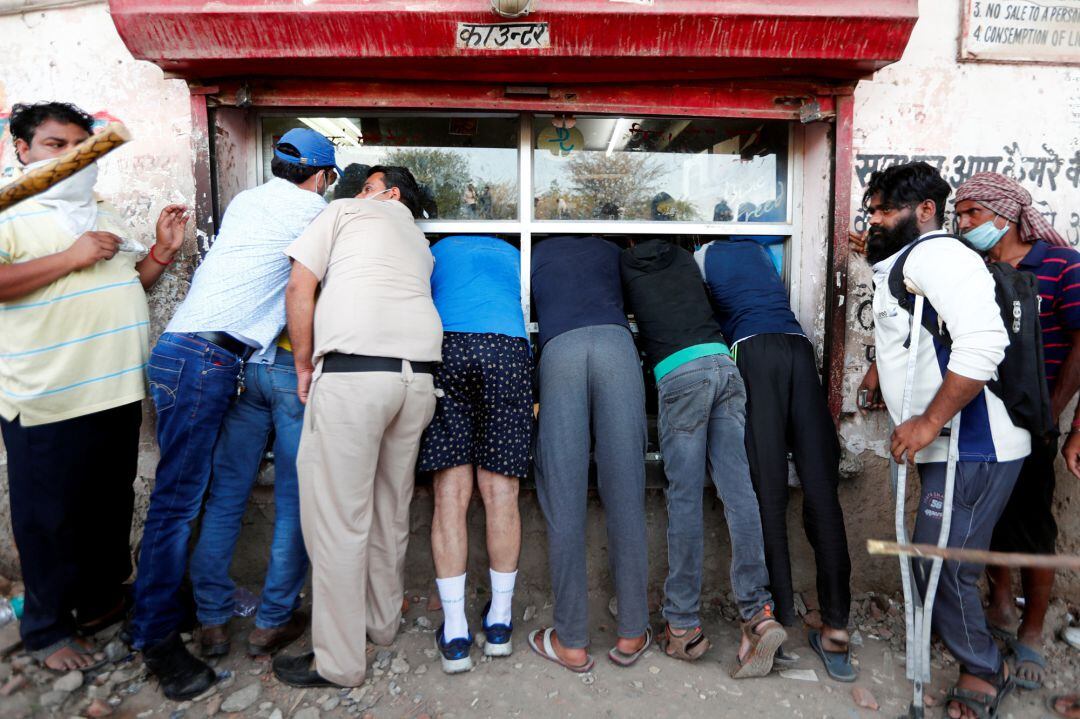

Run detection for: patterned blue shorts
[[418, 332, 533, 478]]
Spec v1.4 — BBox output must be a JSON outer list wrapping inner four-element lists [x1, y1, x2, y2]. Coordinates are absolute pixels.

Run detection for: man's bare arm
[[0, 231, 120, 302], [891, 371, 985, 464], [285, 260, 320, 404]]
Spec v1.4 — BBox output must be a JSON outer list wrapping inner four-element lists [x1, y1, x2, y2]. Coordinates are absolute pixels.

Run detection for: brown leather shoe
[[198, 623, 230, 658], [247, 612, 308, 657]]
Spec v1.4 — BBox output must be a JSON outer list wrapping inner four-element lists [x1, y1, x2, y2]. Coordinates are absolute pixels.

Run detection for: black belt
[[193, 332, 256, 360], [322, 353, 435, 375]]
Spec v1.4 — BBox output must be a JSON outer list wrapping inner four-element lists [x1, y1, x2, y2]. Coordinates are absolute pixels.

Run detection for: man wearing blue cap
[[130, 128, 339, 699]]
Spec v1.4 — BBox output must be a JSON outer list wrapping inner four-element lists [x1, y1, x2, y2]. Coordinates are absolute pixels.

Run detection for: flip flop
[[608, 626, 652, 667], [1006, 638, 1046, 690], [29, 637, 107, 675], [808, 629, 857, 683], [1047, 694, 1080, 719], [989, 623, 1015, 643], [773, 645, 799, 667], [528, 627, 594, 674]]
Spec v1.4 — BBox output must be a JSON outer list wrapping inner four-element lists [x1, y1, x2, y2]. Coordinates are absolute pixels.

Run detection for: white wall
[[0, 1, 194, 576]]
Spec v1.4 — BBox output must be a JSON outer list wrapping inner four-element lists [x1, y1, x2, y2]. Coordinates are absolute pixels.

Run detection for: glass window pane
[[533, 116, 789, 223], [261, 115, 519, 220]]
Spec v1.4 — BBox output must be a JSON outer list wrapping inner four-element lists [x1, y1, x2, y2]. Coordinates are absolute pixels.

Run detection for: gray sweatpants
[[913, 459, 1022, 682], [535, 325, 649, 648]]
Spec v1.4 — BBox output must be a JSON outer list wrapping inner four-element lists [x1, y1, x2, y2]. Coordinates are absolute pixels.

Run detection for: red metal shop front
[[109, 0, 919, 419]]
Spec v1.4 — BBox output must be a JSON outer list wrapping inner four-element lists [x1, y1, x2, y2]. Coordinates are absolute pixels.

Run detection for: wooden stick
[[0, 122, 131, 213], [867, 539, 1080, 570]]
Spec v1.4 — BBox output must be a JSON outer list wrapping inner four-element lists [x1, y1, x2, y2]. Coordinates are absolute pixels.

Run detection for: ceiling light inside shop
[[300, 117, 364, 147]]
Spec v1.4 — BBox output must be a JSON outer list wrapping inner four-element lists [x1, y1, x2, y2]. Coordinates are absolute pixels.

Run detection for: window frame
[[255, 110, 802, 326]]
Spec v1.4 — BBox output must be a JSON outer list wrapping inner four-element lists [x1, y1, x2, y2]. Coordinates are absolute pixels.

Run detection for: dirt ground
[[0, 587, 1076, 719]]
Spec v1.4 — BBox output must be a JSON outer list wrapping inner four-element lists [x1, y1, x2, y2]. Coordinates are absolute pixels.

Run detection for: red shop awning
[[108, 0, 918, 86]]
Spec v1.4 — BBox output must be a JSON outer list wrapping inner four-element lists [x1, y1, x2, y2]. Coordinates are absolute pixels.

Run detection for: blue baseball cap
[[273, 128, 340, 173]]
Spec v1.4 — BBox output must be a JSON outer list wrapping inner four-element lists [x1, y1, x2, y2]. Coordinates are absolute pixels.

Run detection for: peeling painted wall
[[840, 0, 1080, 597], [0, 1, 194, 578]]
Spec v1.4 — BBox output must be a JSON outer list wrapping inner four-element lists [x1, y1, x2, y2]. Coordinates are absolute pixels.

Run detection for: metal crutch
[[892, 293, 962, 719]]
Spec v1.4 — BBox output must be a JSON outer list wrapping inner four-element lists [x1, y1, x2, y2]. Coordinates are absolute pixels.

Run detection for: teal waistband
[[653, 342, 731, 383]]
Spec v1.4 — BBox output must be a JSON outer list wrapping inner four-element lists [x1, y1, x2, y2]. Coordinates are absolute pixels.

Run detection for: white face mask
[[367, 188, 392, 200], [29, 160, 99, 236]]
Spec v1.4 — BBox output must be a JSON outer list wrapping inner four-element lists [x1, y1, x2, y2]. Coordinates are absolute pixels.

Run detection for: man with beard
[[857, 162, 1028, 719]]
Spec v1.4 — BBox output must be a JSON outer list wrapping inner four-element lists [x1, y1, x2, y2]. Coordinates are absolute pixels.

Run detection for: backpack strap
[[887, 233, 959, 349]]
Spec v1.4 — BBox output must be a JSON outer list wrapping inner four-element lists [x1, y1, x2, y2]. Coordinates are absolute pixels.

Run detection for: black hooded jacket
[[620, 239, 727, 370]]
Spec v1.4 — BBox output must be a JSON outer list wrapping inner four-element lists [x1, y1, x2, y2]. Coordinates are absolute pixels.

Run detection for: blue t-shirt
[[430, 235, 526, 339], [695, 238, 804, 345], [531, 236, 629, 348]]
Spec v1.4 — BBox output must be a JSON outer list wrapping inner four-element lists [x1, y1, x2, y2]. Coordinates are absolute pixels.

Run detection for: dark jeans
[[657, 353, 773, 626], [736, 333, 851, 628], [130, 332, 242, 649], [913, 459, 1022, 681], [190, 350, 308, 629], [2, 402, 140, 652]]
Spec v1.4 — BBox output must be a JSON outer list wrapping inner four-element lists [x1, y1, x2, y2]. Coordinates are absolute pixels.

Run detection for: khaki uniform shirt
[[285, 198, 442, 369]]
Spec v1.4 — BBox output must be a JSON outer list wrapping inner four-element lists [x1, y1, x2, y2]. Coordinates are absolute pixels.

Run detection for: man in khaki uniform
[[273, 166, 442, 688]]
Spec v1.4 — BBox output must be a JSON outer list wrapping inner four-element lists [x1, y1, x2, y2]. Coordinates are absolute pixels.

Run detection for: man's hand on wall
[[848, 229, 868, 255], [857, 361, 885, 415]]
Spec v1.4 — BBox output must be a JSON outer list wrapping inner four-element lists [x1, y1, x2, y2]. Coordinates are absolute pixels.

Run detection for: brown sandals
[[659, 624, 711, 662], [732, 606, 787, 679]]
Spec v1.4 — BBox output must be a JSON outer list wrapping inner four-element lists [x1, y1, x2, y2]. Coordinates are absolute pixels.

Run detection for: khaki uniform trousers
[[297, 365, 436, 686]]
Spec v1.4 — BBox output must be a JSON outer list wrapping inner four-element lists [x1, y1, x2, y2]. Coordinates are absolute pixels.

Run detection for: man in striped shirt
[[0, 101, 186, 672], [956, 172, 1080, 692]]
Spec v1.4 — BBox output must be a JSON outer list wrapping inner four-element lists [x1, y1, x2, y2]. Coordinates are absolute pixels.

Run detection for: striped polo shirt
[[0, 199, 149, 426], [1017, 240, 1080, 392]]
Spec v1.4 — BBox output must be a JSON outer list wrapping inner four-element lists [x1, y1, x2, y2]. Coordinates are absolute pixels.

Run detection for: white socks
[[487, 568, 517, 626], [436, 573, 469, 641], [438, 569, 518, 639]]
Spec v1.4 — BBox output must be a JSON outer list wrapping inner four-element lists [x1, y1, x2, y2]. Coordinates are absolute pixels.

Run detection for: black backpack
[[887, 233, 1056, 440]]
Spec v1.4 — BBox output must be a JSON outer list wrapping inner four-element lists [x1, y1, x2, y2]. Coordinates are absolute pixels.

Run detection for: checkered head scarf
[[954, 172, 1067, 247]]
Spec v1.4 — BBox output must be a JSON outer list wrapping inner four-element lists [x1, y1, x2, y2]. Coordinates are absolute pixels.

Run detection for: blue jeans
[[190, 349, 308, 630], [130, 333, 242, 649], [657, 353, 773, 627]]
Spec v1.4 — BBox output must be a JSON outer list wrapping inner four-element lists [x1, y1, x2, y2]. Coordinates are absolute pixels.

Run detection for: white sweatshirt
[[872, 232, 1030, 464]]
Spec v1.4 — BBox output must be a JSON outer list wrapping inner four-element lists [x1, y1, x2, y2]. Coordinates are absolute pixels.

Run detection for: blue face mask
[[963, 217, 1009, 252]]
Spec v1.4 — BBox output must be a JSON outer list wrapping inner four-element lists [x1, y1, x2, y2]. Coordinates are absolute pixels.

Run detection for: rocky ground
[[0, 580, 1077, 719]]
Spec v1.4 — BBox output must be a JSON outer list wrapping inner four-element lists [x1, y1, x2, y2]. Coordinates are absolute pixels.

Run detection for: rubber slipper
[[608, 626, 652, 667], [30, 637, 107, 675], [1006, 638, 1046, 690], [773, 645, 799, 667], [1060, 627, 1080, 651], [989, 623, 1015, 643], [808, 629, 857, 683], [1047, 694, 1080, 719], [527, 627, 594, 674]]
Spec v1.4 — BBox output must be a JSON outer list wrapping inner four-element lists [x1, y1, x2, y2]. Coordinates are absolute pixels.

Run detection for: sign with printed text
[[960, 0, 1080, 65], [456, 22, 550, 50]]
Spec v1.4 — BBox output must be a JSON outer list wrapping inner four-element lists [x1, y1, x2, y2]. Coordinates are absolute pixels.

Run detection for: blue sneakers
[[480, 601, 513, 657], [435, 624, 473, 674]]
